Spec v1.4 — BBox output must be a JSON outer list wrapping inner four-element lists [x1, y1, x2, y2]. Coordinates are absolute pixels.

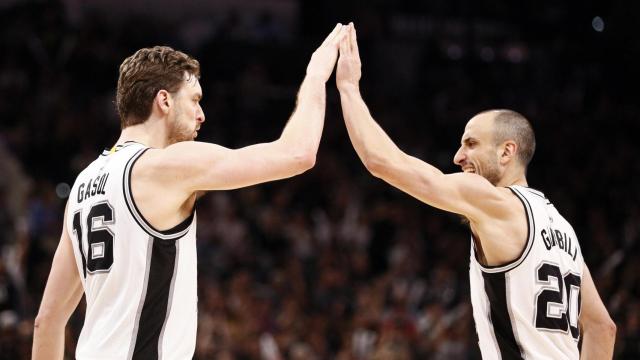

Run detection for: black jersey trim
[[122, 148, 195, 240], [482, 272, 525, 359], [475, 186, 536, 273], [522, 187, 545, 199], [131, 236, 178, 360]]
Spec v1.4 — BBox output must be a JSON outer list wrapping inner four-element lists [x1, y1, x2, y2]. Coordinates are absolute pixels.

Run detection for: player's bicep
[[377, 153, 506, 220], [151, 140, 309, 192]]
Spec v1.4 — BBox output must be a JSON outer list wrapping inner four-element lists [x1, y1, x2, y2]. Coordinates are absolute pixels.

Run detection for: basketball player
[[336, 23, 616, 359], [32, 24, 348, 359]]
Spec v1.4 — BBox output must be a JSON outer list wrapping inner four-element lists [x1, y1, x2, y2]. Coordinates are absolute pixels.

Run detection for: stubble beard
[[479, 156, 501, 186], [167, 113, 194, 145]]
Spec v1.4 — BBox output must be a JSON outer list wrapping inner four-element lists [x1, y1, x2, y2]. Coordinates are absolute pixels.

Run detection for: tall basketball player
[[32, 24, 348, 359], [336, 23, 615, 359]]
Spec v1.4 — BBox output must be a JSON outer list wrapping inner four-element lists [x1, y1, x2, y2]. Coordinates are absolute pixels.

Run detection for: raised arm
[[335, 24, 510, 222], [33, 206, 84, 360], [579, 265, 616, 359], [139, 24, 347, 193]]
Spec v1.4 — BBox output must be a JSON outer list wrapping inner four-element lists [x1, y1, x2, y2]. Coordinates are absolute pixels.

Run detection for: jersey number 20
[[72, 201, 115, 277], [534, 262, 581, 339]]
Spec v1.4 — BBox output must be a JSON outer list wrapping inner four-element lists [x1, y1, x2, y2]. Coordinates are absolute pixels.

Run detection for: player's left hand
[[337, 23, 362, 92]]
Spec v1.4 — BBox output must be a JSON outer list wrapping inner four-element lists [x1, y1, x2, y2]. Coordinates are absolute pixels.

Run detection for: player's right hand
[[306, 23, 348, 82]]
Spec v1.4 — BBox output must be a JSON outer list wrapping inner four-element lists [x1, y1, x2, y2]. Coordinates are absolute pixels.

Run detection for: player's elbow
[[35, 305, 68, 332], [602, 317, 617, 340], [361, 152, 386, 177], [291, 149, 316, 173], [594, 317, 617, 346], [34, 311, 56, 333], [584, 314, 617, 342]]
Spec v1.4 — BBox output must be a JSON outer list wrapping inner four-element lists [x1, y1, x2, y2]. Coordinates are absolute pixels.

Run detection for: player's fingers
[[339, 30, 349, 55], [322, 23, 342, 47], [333, 26, 349, 48], [351, 23, 360, 59]]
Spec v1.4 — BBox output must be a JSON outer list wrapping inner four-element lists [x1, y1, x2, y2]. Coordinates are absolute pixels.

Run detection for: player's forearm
[[580, 322, 616, 359], [339, 86, 403, 175], [32, 319, 65, 359], [278, 75, 326, 166]]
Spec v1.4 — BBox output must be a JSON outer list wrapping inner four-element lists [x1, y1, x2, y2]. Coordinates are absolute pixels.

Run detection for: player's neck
[[116, 117, 171, 149], [497, 167, 528, 188]]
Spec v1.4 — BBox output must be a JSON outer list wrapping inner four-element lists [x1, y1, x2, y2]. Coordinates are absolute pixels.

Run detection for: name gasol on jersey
[[540, 227, 578, 261], [77, 172, 110, 203]]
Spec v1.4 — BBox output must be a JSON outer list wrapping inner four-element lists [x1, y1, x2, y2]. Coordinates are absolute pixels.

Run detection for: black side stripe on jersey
[[130, 236, 178, 360], [482, 272, 525, 359], [158, 239, 180, 359], [122, 148, 195, 241], [476, 186, 536, 273], [127, 236, 154, 360]]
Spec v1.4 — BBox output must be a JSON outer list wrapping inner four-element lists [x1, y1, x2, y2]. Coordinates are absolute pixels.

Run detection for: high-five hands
[[306, 24, 349, 83], [337, 22, 362, 92]]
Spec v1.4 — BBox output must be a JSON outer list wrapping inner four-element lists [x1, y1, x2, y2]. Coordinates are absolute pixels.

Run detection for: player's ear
[[500, 140, 517, 165], [155, 90, 172, 115]]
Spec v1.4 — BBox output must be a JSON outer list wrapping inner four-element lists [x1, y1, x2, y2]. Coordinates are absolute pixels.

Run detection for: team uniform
[[66, 142, 198, 359], [470, 185, 584, 359]]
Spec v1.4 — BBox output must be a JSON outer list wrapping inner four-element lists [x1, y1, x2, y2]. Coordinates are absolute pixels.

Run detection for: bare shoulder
[[470, 186, 529, 265], [129, 144, 205, 230], [498, 186, 527, 209], [443, 173, 521, 222], [475, 185, 527, 223], [134, 142, 227, 183]]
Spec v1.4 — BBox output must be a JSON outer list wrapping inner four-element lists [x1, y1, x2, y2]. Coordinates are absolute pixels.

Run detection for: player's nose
[[197, 108, 205, 124], [453, 147, 465, 166]]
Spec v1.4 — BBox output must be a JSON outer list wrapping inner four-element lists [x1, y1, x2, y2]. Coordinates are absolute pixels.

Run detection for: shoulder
[[454, 174, 522, 221], [463, 184, 528, 231]]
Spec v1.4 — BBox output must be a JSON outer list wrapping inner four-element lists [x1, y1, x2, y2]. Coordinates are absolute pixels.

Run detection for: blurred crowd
[[1, 1, 639, 359]]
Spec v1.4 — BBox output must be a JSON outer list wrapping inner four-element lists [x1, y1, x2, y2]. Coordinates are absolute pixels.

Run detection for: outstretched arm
[[579, 265, 616, 359], [140, 24, 348, 193], [336, 24, 510, 223], [32, 207, 84, 360]]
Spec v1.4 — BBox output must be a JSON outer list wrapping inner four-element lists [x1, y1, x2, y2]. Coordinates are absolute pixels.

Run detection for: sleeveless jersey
[[469, 185, 584, 360], [66, 142, 198, 359]]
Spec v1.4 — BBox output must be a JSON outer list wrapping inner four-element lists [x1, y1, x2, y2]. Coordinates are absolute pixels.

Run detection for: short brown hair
[[116, 46, 200, 128], [489, 109, 536, 167]]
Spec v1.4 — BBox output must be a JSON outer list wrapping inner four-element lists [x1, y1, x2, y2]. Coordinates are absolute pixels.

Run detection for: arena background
[[1, 0, 639, 358]]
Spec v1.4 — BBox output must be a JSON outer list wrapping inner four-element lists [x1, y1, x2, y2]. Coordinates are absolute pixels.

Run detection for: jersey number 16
[[72, 201, 115, 277]]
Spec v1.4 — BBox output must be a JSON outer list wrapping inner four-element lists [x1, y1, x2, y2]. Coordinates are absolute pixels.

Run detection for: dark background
[[1, 0, 639, 358]]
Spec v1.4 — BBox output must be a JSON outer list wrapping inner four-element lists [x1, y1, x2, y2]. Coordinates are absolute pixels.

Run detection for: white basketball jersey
[[469, 185, 584, 360], [66, 142, 198, 360]]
